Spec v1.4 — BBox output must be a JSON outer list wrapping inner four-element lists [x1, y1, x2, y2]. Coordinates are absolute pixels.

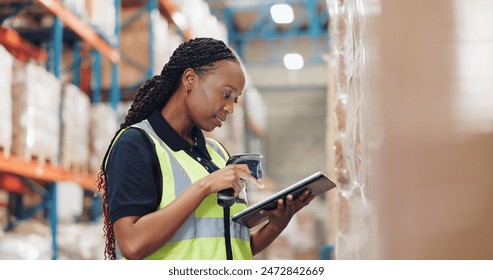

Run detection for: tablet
[[232, 171, 336, 228]]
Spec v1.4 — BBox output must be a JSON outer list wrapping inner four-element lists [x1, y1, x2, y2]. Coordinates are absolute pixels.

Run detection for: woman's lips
[[214, 116, 223, 127]]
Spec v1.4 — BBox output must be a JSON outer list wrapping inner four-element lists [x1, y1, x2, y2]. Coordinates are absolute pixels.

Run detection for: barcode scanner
[[217, 153, 263, 207], [217, 153, 263, 260]]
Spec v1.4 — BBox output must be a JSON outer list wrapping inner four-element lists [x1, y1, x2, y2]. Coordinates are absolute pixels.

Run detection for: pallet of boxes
[[0, 46, 14, 231], [11, 60, 61, 165], [60, 83, 90, 174], [0, 47, 62, 258]]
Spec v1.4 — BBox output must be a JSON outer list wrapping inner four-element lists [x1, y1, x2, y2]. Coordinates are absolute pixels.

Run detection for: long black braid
[[96, 37, 239, 259]]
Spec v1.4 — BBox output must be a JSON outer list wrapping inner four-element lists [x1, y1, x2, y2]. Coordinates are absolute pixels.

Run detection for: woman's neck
[[161, 98, 194, 144]]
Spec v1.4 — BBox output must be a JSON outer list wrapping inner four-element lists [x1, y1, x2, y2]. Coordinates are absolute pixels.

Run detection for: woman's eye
[[222, 92, 238, 103]]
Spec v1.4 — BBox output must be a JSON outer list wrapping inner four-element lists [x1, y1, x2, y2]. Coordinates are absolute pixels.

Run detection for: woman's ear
[[182, 68, 196, 92]]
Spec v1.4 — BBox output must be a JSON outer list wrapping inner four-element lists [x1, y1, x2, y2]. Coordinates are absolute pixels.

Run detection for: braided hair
[[96, 37, 239, 259]]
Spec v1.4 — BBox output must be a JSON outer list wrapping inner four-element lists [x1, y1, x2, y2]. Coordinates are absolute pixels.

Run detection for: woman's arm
[[113, 178, 209, 260], [250, 190, 315, 256], [113, 164, 260, 260]]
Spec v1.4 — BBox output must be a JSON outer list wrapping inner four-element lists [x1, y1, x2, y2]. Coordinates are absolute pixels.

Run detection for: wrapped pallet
[[327, 0, 493, 260], [85, 0, 115, 37], [64, 0, 88, 20], [326, 0, 382, 259], [89, 103, 118, 175], [11, 61, 61, 165], [0, 46, 14, 157], [61, 83, 90, 173]]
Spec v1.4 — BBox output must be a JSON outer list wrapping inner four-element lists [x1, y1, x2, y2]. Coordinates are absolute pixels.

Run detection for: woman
[[97, 37, 315, 260]]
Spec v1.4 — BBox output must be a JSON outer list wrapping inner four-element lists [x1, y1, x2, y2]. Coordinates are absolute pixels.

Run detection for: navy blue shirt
[[106, 110, 221, 223]]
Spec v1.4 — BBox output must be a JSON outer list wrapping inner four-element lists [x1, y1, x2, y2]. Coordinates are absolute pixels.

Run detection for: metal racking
[[0, 0, 192, 259], [0, 0, 123, 259]]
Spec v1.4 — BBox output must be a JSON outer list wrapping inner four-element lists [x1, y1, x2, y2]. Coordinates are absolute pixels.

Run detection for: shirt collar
[[147, 109, 211, 159]]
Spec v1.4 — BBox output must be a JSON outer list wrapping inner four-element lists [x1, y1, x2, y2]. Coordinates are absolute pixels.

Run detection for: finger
[[299, 190, 312, 202], [277, 199, 284, 210], [236, 169, 264, 189], [304, 195, 316, 205], [233, 163, 251, 174], [231, 182, 242, 196], [231, 164, 261, 182], [233, 177, 244, 196], [294, 195, 316, 210], [285, 194, 294, 206], [236, 176, 245, 188]]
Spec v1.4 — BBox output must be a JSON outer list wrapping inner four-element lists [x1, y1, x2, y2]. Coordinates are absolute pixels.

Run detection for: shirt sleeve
[[105, 128, 162, 223]]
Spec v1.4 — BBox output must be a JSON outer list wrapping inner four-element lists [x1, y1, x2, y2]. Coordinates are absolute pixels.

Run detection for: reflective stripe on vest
[[128, 120, 252, 260]]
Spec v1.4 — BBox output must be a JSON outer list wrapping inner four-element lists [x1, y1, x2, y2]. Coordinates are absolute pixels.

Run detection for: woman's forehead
[[203, 60, 245, 88]]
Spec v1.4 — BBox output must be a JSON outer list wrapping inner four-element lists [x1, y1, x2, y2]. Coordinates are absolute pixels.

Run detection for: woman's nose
[[224, 100, 235, 114]]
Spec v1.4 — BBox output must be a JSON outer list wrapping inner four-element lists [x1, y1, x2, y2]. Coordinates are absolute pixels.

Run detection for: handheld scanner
[[217, 153, 263, 207]]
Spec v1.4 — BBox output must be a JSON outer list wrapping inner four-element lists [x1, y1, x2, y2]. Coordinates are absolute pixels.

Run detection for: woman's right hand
[[200, 164, 264, 196]]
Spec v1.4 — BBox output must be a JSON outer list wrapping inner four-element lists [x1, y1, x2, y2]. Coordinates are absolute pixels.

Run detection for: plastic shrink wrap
[[89, 103, 118, 175], [328, 0, 493, 259], [85, 0, 116, 37], [61, 83, 90, 173], [0, 46, 14, 157], [326, 0, 375, 259], [11, 61, 61, 165], [0, 219, 105, 259]]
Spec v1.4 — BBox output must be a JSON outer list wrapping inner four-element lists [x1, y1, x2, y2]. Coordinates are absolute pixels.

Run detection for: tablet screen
[[232, 172, 336, 228]]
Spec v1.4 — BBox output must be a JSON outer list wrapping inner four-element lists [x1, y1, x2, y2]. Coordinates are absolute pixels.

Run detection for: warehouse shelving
[[0, 0, 123, 259], [0, 26, 48, 62], [118, 0, 192, 99], [0, 0, 194, 260], [0, 0, 270, 260], [0, 156, 95, 191], [38, 0, 120, 64]]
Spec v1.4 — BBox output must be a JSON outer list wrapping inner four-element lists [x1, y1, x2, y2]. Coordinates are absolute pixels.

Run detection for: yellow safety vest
[[111, 120, 252, 260]]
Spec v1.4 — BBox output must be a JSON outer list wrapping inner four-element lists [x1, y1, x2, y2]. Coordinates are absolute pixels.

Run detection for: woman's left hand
[[259, 190, 316, 234]]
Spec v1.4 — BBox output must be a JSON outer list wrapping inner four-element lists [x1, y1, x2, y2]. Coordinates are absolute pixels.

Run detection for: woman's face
[[186, 60, 246, 132]]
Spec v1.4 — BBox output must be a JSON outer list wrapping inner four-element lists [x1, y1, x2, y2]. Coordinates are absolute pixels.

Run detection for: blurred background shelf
[[0, 155, 96, 191], [0, 0, 122, 260], [0, 0, 328, 260], [0, 26, 48, 62]]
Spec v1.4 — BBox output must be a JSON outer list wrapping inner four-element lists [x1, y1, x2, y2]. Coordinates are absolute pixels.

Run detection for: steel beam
[[37, 0, 120, 63]]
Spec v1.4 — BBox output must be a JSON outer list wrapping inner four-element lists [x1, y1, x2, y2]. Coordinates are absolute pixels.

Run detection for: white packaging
[[61, 83, 90, 172], [11, 62, 61, 165], [89, 103, 118, 175], [0, 46, 14, 157]]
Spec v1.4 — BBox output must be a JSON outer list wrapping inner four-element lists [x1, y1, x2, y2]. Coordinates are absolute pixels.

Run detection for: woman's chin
[[197, 124, 215, 133]]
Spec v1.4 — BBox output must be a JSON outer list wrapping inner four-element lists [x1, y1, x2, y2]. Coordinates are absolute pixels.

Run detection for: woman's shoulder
[[107, 127, 156, 165], [114, 127, 154, 149]]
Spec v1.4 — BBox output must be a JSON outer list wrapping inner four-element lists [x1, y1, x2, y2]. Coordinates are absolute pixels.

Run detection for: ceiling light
[[283, 53, 304, 70], [270, 4, 294, 24]]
